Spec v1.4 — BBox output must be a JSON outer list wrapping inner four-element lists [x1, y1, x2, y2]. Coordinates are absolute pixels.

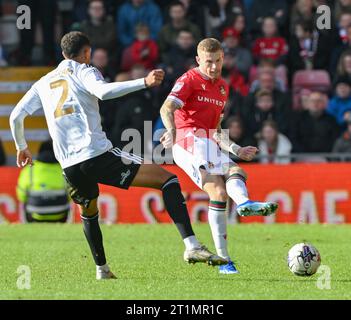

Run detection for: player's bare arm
[[159, 99, 181, 148], [214, 117, 258, 161]]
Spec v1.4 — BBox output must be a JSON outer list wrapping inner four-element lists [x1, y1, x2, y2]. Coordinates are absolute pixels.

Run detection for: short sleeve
[[167, 74, 193, 108]]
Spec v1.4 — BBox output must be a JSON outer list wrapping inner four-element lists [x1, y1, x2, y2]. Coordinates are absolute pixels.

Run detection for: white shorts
[[172, 134, 234, 189]]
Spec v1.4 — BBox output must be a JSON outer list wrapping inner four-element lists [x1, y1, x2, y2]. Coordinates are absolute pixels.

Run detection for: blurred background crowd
[[1, 0, 351, 164]]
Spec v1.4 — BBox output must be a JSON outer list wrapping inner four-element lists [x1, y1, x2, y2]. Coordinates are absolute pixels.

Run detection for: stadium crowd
[[1, 0, 351, 163]]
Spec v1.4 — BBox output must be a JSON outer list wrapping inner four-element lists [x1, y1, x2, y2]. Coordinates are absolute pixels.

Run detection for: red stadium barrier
[[0, 164, 350, 224]]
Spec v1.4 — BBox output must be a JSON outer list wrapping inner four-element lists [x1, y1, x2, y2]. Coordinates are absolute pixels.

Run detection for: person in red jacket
[[130, 23, 159, 70], [252, 16, 288, 65]]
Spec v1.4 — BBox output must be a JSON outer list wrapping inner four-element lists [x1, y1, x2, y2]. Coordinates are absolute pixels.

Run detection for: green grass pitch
[[0, 223, 350, 300]]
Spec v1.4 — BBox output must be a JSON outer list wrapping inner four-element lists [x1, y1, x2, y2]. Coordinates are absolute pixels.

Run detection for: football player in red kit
[[160, 38, 278, 274]]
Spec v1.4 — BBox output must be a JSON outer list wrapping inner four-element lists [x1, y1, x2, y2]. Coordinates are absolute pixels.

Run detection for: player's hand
[[16, 148, 33, 168], [237, 146, 258, 161], [160, 129, 175, 149], [144, 69, 165, 88]]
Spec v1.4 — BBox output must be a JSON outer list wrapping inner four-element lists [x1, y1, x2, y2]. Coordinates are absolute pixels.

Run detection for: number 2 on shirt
[[50, 79, 74, 118]]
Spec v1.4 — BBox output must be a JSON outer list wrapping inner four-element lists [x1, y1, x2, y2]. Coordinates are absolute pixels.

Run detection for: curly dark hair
[[60, 31, 91, 59]]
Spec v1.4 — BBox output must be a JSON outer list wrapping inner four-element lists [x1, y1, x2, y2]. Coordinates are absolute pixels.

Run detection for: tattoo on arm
[[160, 99, 181, 131]]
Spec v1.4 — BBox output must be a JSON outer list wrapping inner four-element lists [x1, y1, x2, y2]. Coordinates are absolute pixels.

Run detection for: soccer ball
[[287, 243, 321, 276]]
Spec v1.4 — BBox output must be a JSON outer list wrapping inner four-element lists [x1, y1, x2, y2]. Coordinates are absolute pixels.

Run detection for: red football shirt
[[167, 68, 229, 142], [252, 37, 288, 60]]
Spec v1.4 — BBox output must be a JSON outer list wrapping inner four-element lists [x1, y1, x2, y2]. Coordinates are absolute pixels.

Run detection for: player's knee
[[227, 166, 247, 182], [211, 187, 228, 202], [80, 198, 98, 217], [159, 171, 178, 190]]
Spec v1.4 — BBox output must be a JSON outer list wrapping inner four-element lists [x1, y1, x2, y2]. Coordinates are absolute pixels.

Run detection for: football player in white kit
[[9, 32, 227, 280]]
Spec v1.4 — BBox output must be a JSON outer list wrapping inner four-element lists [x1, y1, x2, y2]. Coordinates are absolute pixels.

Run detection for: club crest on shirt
[[220, 85, 226, 96]]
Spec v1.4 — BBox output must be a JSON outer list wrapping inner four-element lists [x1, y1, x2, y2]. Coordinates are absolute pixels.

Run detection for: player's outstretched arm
[[159, 99, 181, 148], [85, 69, 165, 101]]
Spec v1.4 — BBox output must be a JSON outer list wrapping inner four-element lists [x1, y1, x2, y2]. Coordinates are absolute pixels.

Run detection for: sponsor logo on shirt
[[197, 96, 224, 106]]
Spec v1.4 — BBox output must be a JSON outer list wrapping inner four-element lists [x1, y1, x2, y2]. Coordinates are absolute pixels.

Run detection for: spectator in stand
[[290, 91, 340, 153], [289, 19, 331, 76], [256, 120, 292, 164], [17, 0, 57, 66], [252, 16, 288, 66], [91, 48, 116, 82], [158, 1, 201, 62], [223, 13, 249, 47], [0, 138, 6, 165], [332, 119, 351, 156], [117, 0, 163, 47], [331, 24, 351, 74], [110, 64, 158, 154], [336, 11, 351, 45], [222, 50, 249, 97], [71, 0, 117, 54], [327, 76, 351, 128], [249, 0, 288, 38], [178, 0, 207, 36], [289, 0, 315, 35], [250, 59, 286, 92], [205, 0, 239, 38], [335, 0, 351, 21], [91, 48, 118, 138], [162, 29, 197, 83], [224, 116, 257, 148], [130, 23, 159, 70], [335, 49, 351, 83], [222, 27, 252, 78], [241, 89, 291, 140]]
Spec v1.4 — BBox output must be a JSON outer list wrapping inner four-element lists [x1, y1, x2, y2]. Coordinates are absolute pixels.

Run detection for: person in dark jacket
[[290, 91, 340, 153]]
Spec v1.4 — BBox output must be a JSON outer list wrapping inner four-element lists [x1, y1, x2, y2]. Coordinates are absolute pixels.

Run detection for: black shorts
[[63, 147, 142, 202]]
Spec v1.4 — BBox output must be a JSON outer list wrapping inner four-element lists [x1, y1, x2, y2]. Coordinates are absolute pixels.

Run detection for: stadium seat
[[292, 70, 331, 110]]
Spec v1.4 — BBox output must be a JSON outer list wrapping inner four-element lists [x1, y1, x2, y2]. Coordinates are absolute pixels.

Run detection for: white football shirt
[[11, 60, 145, 168]]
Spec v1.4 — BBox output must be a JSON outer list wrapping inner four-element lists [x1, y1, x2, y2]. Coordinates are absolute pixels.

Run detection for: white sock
[[96, 263, 110, 273], [208, 201, 230, 260], [226, 178, 249, 206], [183, 235, 201, 250]]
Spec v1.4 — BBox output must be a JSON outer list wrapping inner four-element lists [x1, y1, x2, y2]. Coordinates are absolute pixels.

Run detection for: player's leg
[[131, 163, 227, 266], [201, 171, 238, 274], [63, 166, 116, 280], [224, 165, 278, 217]]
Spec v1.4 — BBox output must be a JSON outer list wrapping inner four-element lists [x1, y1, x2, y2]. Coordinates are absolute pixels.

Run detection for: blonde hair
[[197, 38, 222, 54]]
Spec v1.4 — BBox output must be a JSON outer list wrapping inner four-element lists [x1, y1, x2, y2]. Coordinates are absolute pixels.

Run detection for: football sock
[[81, 213, 107, 266], [183, 235, 201, 250], [96, 264, 110, 273], [226, 176, 249, 206], [208, 201, 230, 260], [161, 176, 196, 241]]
